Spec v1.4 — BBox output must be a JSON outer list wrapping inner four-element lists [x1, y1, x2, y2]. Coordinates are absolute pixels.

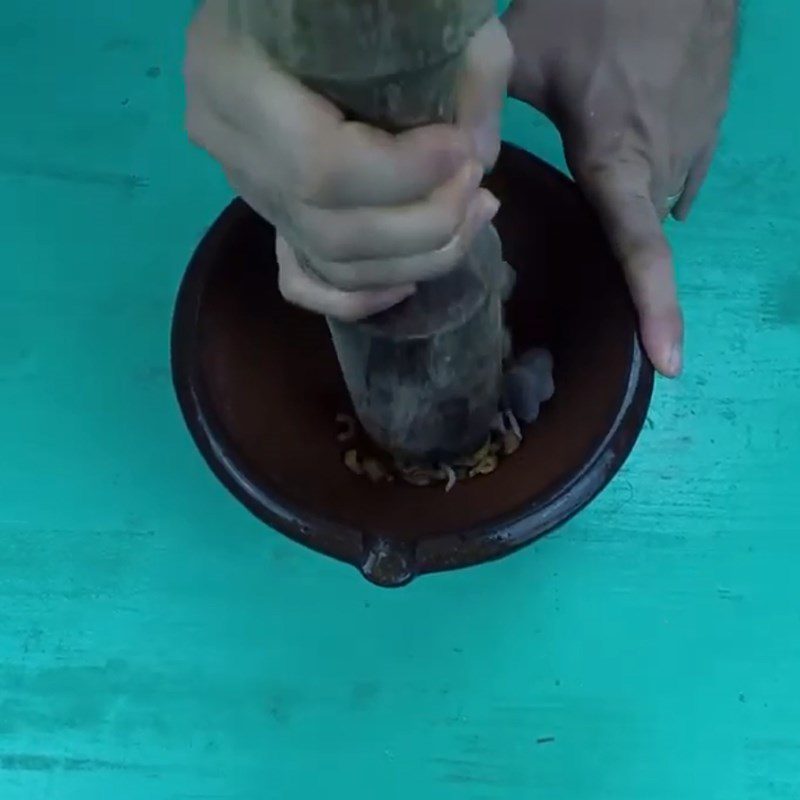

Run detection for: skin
[[184, 0, 738, 375], [504, 0, 738, 376], [184, 1, 511, 321]]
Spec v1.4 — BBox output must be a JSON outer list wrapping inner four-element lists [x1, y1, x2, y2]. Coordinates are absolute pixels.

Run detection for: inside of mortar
[[175, 144, 651, 557]]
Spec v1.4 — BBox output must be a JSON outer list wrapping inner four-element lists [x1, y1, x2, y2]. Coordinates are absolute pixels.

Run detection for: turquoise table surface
[[1, 2, 799, 799]]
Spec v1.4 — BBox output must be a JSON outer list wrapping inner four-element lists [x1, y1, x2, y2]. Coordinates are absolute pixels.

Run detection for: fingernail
[[668, 343, 683, 376]]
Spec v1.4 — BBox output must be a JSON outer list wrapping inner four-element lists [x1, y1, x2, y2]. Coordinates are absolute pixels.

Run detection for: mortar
[[171, 143, 654, 587]]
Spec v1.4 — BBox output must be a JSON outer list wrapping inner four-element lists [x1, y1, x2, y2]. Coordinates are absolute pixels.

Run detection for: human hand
[[184, 2, 512, 321], [504, 0, 737, 376]]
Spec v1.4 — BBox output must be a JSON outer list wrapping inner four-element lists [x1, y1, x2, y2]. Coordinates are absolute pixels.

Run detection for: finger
[[276, 237, 416, 322], [671, 136, 719, 221], [293, 160, 484, 263], [307, 122, 473, 209], [583, 168, 684, 377], [190, 29, 471, 210], [457, 17, 514, 169], [308, 190, 500, 291]]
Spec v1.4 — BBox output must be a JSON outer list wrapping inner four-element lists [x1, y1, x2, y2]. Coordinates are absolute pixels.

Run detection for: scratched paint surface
[[1, 2, 799, 799]]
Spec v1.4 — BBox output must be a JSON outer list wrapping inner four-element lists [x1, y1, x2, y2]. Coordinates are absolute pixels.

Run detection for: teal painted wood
[[1, 2, 798, 799]]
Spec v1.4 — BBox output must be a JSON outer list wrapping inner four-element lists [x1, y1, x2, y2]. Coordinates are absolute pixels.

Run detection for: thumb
[[456, 17, 514, 169], [582, 165, 685, 377]]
